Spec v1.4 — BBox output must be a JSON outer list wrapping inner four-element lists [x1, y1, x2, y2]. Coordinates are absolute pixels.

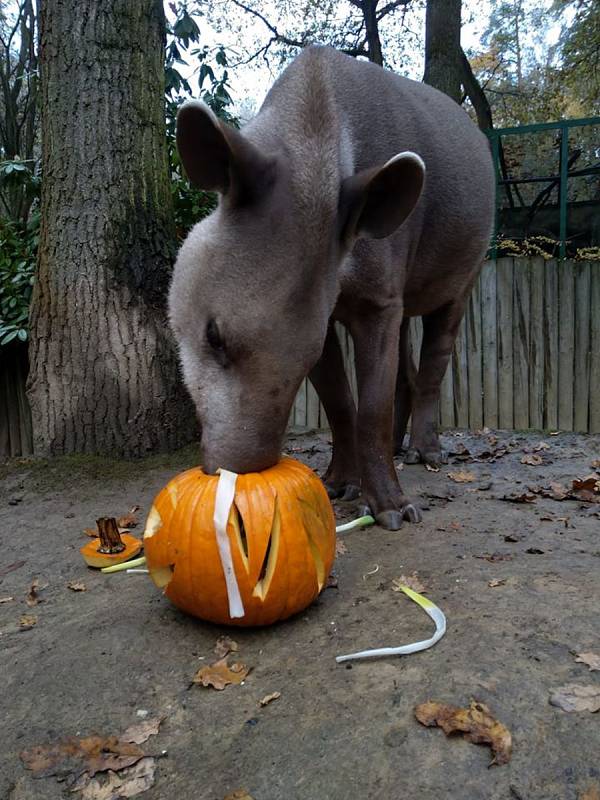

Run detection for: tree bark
[[363, 0, 384, 65], [28, 0, 197, 457], [423, 0, 463, 103]]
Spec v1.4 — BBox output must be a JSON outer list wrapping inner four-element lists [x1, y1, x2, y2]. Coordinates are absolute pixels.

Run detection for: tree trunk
[[423, 0, 462, 103], [28, 0, 197, 457], [363, 0, 384, 65]]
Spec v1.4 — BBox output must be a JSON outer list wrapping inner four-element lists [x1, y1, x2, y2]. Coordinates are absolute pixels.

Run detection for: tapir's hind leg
[[405, 295, 468, 467], [309, 322, 361, 501], [393, 317, 418, 456]]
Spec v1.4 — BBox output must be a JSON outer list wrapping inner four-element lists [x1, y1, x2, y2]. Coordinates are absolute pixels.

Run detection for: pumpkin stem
[[96, 518, 126, 554]]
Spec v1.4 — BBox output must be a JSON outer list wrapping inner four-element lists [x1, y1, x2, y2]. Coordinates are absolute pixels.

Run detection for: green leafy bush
[[0, 212, 38, 346]]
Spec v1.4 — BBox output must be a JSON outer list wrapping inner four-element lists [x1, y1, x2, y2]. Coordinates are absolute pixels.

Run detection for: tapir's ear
[[176, 100, 274, 202], [339, 152, 425, 241]]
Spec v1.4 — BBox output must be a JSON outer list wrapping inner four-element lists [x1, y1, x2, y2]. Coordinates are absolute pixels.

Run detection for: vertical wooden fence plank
[[513, 258, 531, 430], [481, 260, 498, 428], [306, 379, 320, 429], [496, 258, 514, 429], [589, 263, 600, 434], [558, 261, 575, 431], [294, 380, 307, 428], [453, 317, 469, 428], [574, 261, 591, 432], [543, 261, 559, 430], [466, 275, 483, 430], [528, 257, 545, 430]]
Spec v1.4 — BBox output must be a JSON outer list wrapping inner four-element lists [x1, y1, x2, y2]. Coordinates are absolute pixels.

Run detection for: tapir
[[169, 45, 495, 530]]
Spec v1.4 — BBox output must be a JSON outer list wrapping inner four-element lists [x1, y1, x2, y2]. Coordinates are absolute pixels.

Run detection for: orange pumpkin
[[143, 457, 336, 626]]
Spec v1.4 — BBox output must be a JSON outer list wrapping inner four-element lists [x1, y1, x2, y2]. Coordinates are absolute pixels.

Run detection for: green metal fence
[[487, 117, 600, 259]]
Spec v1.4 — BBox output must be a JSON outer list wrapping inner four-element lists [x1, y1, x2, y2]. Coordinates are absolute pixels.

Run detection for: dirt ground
[[1, 428, 600, 800]]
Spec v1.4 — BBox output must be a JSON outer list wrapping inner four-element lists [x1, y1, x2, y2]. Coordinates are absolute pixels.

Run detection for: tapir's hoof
[[326, 482, 361, 501], [404, 447, 421, 464], [359, 504, 372, 517], [374, 503, 422, 530]]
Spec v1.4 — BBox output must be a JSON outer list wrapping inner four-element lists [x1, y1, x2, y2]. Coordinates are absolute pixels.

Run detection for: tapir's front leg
[[351, 306, 422, 530]]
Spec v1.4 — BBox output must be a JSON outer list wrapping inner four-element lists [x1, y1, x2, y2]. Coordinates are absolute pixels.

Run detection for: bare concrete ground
[[1, 428, 599, 800]]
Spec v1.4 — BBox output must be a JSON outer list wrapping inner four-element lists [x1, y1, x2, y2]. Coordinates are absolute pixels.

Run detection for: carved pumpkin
[[143, 457, 336, 626]]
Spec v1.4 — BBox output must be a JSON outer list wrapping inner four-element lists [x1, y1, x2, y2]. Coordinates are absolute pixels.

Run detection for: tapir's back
[[253, 47, 495, 310]]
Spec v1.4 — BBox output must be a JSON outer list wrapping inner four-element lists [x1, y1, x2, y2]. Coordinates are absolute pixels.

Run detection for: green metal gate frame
[[486, 116, 600, 259]]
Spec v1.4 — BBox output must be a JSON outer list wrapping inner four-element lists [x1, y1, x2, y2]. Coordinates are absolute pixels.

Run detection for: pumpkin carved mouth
[[143, 457, 336, 626]]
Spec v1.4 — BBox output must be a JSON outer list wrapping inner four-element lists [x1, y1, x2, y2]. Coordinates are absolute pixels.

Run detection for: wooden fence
[[291, 258, 600, 434], [0, 342, 33, 458]]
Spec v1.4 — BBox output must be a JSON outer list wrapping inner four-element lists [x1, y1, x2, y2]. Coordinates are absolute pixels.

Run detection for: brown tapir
[[169, 45, 495, 530]]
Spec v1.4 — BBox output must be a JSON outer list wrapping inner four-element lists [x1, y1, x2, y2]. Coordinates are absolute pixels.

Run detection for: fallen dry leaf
[[474, 552, 513, 563], [415, 700, 512, 765], [326, 572, 339, 589], [0, 595, 14, 603], [392, 572, 427, 594], [579, 784, 600, 800], [20, 735, 145, 779], [19, 613, 37, 630], [591, 459, 600, 470], [572, 475, 600, 493], [521, 454, 543, 466], [26, 577, 47, 607], [533, 441, 550, 451], [335, 539, 348, 556], [214, 636, 239, 658], [193, 657, 250, 690], [83, 528, 99, 538], [549, 684, 600, 712], [121, 717, 163, 745], [224, 791, 254, 800], [448, 470, 476, 483], [500, 492, 537, 504], [68, 580, 87, 592], [425, 463, 440, 472], [259, 691, 281, 707], [575, 652, 600, 672], [78, 757, 156, 800], [488, 579, 506, 588], [117, 506, 141, 530], [550, 431, 560, 435]]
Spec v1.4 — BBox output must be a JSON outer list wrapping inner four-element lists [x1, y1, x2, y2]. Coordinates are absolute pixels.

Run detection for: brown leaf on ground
[[121, 717, 164, 745], [259, 691, 281, 707], [214, 636, 239, 659], [533, 441, 551, 451], [20, 735, 145, 779], [83, 528, 99, 538], [474, 552, 513, 563], [26, 577, 48, 607], [521, 454, 543, 466], [574, 652, 600, 672], [545, 482, 569, 500], [224, 791, 254, 800], [392, 572, 427, 594], [572, 475, 600, 493], [117, 506, 141, 530], [326, 572, 339, 589], [77, 757, 156, 800], [579, 784, 600, 800], [415, 700, 512, 766], [591, 459, 600, 470], [425, 463, 440, 472], [19, 613, 37, 629], [193, 657, 250, 690], [335, 539, 348, 556], [488, 579, 506, 588], [0, 595, 14, 603], [68, 580, 87, 592], [448, 470, 476, 483], [501, 492, 537, 504], [549, 684, 600, 712]]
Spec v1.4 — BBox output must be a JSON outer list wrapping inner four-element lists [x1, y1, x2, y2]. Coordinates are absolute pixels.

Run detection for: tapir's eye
[[206, 319, 224, 351]]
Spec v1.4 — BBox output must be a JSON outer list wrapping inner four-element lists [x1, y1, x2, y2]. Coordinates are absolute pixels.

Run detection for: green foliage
[[0, 212, 38, 346], [165, 5, 237, 237]]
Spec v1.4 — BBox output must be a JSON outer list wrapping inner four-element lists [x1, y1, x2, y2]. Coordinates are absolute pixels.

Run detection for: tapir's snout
[[200, 425, 286, 476]]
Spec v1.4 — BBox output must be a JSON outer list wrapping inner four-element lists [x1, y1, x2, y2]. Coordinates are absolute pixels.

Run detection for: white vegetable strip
[[335, 515, 375, 533], [214, 469, 245, 618], [336, 585, 446, 663]]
